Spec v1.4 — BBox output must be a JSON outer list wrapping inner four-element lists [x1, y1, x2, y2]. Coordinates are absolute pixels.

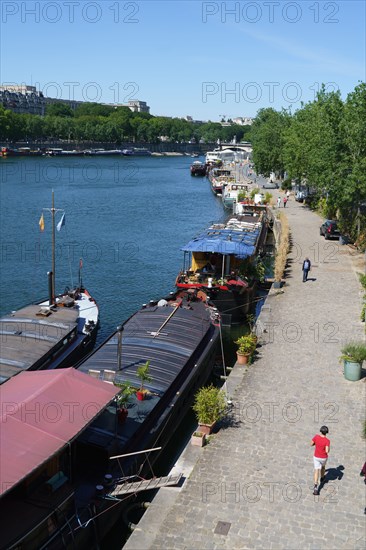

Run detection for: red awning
[[0, 368, 118, 496]]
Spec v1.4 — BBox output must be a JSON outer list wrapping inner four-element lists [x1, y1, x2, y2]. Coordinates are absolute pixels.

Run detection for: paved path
[[134, 196, 366, 549]]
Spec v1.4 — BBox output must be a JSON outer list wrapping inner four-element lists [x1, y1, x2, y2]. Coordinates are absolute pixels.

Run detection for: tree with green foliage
[[74, 102, 114, 117], [337, 82, 366, 242], [251, 108, 291, 178], [46, 103, 74, 117]]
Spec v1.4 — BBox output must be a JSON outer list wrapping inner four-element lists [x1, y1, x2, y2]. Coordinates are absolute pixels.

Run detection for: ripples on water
[[0, 156, 225, 343]]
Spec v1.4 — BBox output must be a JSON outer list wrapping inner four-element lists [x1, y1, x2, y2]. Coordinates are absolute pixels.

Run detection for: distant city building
[[232, 117, 254, 126], [106, 100, 150, 113], [0, 85, 46, 115], [126, 100, 150, 113], [0, 84, 150, 116], [184, 116, 204, 124]]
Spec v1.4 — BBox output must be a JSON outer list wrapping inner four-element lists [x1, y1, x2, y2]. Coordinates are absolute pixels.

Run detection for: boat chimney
[[149, 300, 155, 307], [47, 271, 54, 306], [117, 325, 123, 370]]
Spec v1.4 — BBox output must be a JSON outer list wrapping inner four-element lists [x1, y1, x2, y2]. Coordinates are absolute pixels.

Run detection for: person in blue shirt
[[302, 257, 311, 282]]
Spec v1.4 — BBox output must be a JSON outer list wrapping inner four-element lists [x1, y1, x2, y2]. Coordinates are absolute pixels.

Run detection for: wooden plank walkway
[[110, 473, 183, 497]]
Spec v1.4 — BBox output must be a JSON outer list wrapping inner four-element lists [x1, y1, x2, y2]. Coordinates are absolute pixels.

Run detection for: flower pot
[[236, 352, 250, 365], [117, 408, 128, 423], [191, 432, 206, 447], [136, 390, 145, 401], [343, 360, 362, 381], [198, 422, 216, 435]]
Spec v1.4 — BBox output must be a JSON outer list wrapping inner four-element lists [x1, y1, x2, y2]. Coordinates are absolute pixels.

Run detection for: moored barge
[[0, 291, 220, 549], [190, 160, 207, 176], [176, 206, 268, 324]]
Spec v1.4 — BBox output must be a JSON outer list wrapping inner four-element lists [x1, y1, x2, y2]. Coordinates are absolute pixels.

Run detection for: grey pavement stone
[[126, 199, 366, 549]]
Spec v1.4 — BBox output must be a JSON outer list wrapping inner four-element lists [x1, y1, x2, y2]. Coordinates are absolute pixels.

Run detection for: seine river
[[0, 153, 251, 548], [0, 155, 225, 343]]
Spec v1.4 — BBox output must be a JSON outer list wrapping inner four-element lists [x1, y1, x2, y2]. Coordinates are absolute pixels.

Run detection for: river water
[[0, 154, 255, 548], [0, 155, 225, 343]]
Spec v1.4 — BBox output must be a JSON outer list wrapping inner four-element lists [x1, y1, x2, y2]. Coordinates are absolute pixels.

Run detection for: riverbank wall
[[0, 140, 217, 154]]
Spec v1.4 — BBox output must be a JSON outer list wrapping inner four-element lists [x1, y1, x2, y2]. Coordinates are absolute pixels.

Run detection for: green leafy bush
[[340, 342, 366, 363], [235, 333, 257, 355], [250, 188, 260, 199], [193, 385, 227, 425], [264, 192, 273, 204], [136, 360, 152, 391], [281, 178, 292, 191], [358, 273, 366, 289]]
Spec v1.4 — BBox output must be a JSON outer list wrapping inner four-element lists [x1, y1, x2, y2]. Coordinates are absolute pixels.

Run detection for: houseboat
[[190, 160, 207, 176], [1, 146, 43, 157], [0, 285, 99, 385], [205, 149, 223, 166], [0, 368, 119, 550], [0, 290, 220, 549], [207, 165, 236, 195], [222, 181, 251, 209], [175, 207, 268, 324]]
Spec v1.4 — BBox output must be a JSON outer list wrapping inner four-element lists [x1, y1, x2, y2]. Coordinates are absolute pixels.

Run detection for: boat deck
[[77, 295, 219, 455], [77, 296, 216, 395], [0, 304, 79, 383]]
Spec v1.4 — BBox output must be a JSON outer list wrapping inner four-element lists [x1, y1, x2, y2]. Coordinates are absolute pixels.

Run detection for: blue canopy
[[181, 227, 261, 258]]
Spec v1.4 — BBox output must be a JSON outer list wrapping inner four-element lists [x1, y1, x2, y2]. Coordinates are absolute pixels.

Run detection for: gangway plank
[[110, 473, 183, 497]]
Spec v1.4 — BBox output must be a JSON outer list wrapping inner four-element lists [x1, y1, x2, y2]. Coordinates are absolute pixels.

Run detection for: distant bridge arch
[[219, 142, 252, 153]]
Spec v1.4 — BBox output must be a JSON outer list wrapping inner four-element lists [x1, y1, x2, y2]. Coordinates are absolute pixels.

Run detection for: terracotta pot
[[191, 432, 206, 447], [198, 422, 216, 435], [117, 408, 128, 423], [236, 352, 250, 365]]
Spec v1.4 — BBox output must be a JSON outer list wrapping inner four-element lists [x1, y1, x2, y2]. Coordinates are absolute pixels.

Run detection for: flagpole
[[52, 190, 55, 303]]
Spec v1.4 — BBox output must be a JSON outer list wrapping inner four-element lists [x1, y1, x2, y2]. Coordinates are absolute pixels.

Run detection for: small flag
[[39, 213, 44, 232], [57, 213, 66, 232], [79, 258, 83, 270]]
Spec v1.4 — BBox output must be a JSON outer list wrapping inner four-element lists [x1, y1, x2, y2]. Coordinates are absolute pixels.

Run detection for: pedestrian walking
[[277, 196, 281, 208], [283, 196, 288, 207], [360, 462, 366, 514], [311, 426, 330, 495], [286, 190, 290, 199], [302, 257, 311, 282]]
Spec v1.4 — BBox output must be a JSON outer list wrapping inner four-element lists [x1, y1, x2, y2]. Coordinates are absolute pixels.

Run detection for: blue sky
[[1, 1, 365, 120]]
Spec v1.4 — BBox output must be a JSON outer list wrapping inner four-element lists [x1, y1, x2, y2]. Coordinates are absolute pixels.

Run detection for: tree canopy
[[251, 82, 366, 245], [0, 103, 251, 145]]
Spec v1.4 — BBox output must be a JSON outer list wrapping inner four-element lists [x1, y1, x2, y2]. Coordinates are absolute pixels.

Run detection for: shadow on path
[[319, 465, 345, 491]]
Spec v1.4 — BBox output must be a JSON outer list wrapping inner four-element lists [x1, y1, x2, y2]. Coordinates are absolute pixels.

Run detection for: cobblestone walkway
[[148, 197, 366, 549]]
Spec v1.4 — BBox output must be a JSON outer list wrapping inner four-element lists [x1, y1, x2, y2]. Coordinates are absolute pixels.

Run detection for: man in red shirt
[[311, 426, 330, 495]]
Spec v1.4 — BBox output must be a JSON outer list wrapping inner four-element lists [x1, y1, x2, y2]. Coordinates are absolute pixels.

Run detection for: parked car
[[295, 190, 307, 202], [320, 220, 340, 239], [262, 180, 279, 189]]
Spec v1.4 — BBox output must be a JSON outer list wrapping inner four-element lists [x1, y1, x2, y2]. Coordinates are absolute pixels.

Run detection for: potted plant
[[192, 384, 227, 435], [339, 342, 366, 381], [136, 360, 152, 400], [114, 382, 136, 424], [235, 333, 257, 365], [191, 430, 206, 447], [115, 381, 135, 423]]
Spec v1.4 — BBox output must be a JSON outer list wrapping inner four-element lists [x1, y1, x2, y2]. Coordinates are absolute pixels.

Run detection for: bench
[[46, 471, 68, 493]]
